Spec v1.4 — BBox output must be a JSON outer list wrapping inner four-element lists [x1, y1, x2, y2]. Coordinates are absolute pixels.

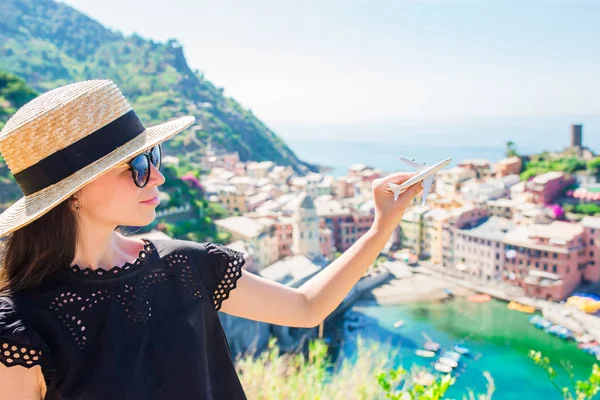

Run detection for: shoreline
[[364, 261, 600, 343], [365, 273, 476, 305]]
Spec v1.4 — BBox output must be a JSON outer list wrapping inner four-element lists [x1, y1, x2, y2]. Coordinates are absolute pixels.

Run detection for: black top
[[0, 238, 248, 400]]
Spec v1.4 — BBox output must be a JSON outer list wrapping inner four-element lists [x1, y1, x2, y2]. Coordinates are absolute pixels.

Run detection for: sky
[[60, 0, 600, 127]]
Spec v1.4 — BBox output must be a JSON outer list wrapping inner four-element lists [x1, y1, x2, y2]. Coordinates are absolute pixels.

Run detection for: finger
[[403, 180, 424, 199], [382, 171, 419, 185]]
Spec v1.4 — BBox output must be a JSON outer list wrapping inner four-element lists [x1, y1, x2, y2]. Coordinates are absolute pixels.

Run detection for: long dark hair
[[0, 198, 125, 295], [0, 199, 76, 295]]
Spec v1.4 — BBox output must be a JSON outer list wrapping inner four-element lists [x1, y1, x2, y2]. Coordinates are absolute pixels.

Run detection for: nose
[[148, 163, 165, 187]]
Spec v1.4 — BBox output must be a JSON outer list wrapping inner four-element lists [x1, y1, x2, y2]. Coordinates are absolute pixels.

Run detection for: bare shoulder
[[0, 363, 44, 400]]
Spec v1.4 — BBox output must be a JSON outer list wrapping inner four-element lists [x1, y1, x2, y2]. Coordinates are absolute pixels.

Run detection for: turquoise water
[[337, 297, 598, 400]]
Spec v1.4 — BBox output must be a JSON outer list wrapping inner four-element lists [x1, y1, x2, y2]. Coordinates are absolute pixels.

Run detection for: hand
[[370, 172, 424, 233]]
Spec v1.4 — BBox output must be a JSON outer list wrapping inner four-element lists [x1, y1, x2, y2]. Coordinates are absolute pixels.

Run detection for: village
[[129, 124, 600, 357]]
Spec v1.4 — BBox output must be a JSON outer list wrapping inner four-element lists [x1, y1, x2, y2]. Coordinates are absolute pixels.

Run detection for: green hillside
[[0, 0, 317, 174]]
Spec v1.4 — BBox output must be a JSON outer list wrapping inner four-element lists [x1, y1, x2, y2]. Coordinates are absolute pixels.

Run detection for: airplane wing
[[420, 175, 433, 206], [399, 157, 428, 171]]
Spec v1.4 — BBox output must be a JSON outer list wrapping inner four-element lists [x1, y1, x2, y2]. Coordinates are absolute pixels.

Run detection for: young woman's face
[[76, 148, 166, 229]]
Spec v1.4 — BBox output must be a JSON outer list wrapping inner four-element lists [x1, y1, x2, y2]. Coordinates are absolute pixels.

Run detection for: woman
[[0, 80, 423, 399]]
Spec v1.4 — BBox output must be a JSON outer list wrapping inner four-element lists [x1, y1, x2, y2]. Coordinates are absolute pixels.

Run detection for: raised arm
[[219, 172, 423, 327]]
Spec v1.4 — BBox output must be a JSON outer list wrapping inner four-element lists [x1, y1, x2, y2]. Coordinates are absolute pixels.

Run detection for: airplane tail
[[387, 182, 403, 201]]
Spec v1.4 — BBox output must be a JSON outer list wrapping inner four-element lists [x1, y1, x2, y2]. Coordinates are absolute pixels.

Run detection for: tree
[[588, 158, 600, 178], [506, 141, 518, 158]]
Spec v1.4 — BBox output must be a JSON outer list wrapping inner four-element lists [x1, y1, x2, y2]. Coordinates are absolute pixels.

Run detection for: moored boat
[[424, 341, 441, 352], [438, 357, 458, 368], [453, 345, 470, 356], [415, 349, 436, 358], [434, 362, 453, 373]]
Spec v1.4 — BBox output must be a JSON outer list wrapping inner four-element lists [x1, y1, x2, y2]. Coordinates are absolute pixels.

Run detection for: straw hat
[[0, 79, 195, 237]]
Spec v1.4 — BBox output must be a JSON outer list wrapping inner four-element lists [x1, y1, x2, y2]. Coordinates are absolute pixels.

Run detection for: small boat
[[393, 320, 404, 328], [578, 341, 599, 349], [508, 301, 535, 313], [557, 327, 574, 340], [414, 371, 436, 386], [545, 325, 562, 336], [468, 293, 492, 303], [434, 362, 453, 373], [423, 341, 441, 352], [453, 345, 470, 356], [576, 334, 595, 344], [415, 349, 436, 358], [535, 319, 553, 330], [443, 351, 462, 361], [438, 357, 459, 368]]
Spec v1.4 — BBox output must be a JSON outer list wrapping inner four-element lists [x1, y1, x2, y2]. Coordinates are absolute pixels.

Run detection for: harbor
[[335, 296, 597, 399]]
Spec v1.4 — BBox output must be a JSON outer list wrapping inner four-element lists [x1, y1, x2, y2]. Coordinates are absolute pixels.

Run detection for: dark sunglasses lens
[[130, 154, 150, 187], [150, 145, 161, 170]]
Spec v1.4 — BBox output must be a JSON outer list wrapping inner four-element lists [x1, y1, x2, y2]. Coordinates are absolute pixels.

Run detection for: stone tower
[[292, 191, 320, 257], [571, 124, 582, 148]]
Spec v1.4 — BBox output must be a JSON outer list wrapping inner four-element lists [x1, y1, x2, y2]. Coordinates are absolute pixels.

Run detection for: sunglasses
[[126, 144, 162, 188]]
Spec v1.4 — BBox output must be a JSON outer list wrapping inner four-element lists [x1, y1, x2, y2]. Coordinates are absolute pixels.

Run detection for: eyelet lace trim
[[206, 243, 245, 311], [0, 337, 46, 368], [68, 239, 154, 278]]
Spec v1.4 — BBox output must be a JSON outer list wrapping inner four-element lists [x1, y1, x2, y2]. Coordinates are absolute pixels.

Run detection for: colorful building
[[494, 156, 522, 178], [454, 217, 514, 281], [525, 171, 574, 205], [423, 208, 450, 265], [504, 221, 589, 300]]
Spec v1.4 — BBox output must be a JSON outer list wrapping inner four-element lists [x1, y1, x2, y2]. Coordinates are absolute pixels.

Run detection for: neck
[[71, 230, 142, 271]]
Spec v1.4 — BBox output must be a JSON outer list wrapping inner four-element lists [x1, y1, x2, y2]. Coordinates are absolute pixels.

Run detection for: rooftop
[[259, 255, 328, 286], [531, 171, 565, 184], [581, 216, 600, 230], [214, 216, 268, 239], [504, 221, 584, 252], [457, 216, 514, 241]]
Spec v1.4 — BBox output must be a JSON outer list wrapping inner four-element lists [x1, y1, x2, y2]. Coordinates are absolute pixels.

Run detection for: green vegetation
[[588, 158, 600, 178], [521, 153, 588, 181], [505, 141, 518, 158], [236, 336, 494, 399], [529, 350, 600, 400], [0, 0, 316, 174], [235, 336, 600, 399], [0, 71, 38, 130], [563, 203, 600, 217]]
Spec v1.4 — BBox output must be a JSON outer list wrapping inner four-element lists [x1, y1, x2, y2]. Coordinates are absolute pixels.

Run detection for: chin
[[124, 213, 157, 228]]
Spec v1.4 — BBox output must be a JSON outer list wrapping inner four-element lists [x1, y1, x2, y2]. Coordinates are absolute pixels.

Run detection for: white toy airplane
[[388, 157, 452, 205]]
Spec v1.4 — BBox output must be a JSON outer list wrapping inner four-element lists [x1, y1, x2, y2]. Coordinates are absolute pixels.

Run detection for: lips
[[141, 195, 159, 203]]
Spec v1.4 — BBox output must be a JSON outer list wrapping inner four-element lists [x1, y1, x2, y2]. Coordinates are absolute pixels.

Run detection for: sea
[[276, 115, 600, 177], [332, 298, 597, 400]]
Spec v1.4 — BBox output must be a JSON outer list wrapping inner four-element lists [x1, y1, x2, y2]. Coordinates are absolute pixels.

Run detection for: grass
[[235, 335, 494, 400]]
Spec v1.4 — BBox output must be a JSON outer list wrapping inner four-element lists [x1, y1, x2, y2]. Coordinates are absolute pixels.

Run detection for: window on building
[[592, 239, 595, 245], [543, 251, 548, 257], [567, 267, 570, 273], [553, 265, 557, 273], [308, 232, 312, 239], [519, 259, 523, 265], [553, 253, 557, 259], [543, 264, 547, 271], [300, 232, 304, 239]]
